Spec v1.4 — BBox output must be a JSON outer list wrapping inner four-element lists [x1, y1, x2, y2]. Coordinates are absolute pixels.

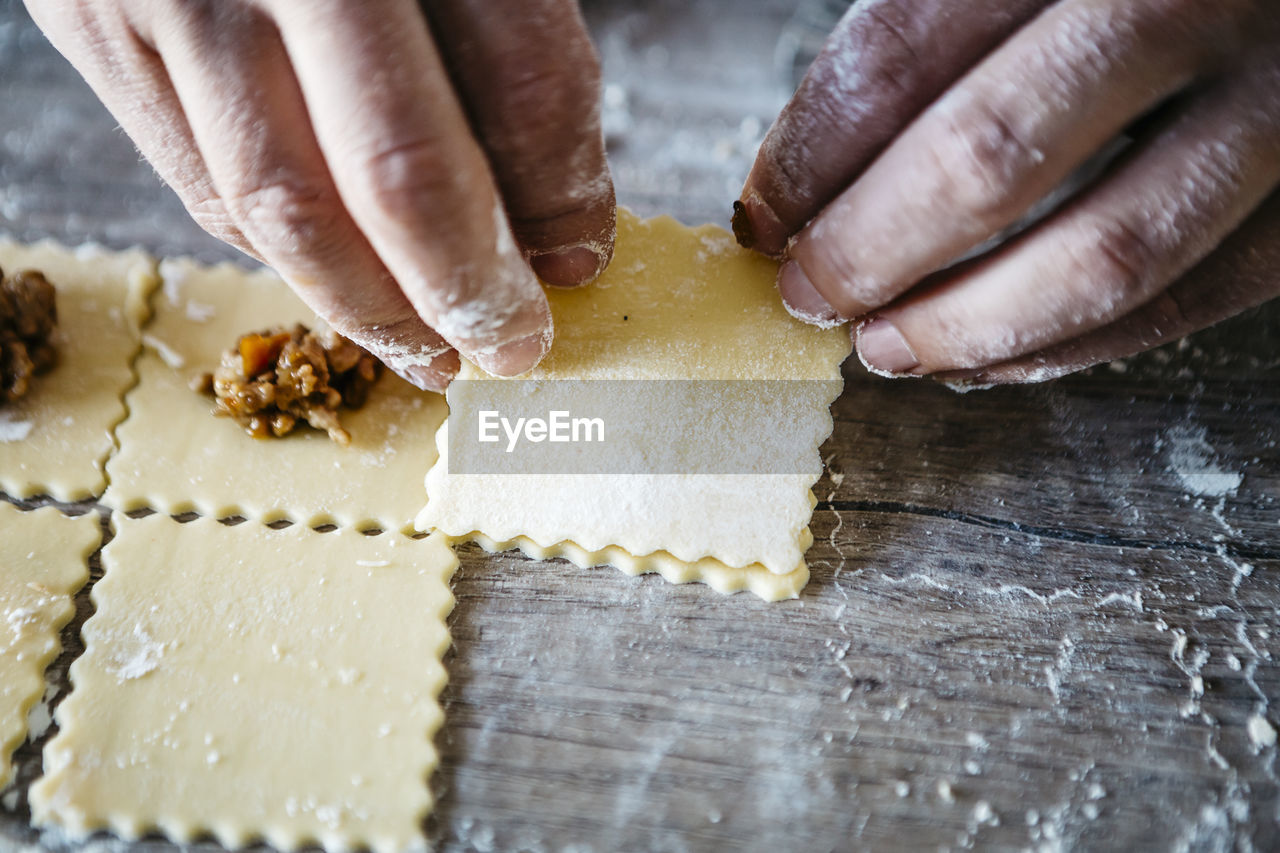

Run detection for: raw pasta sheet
[[418, 210, 849, 600], [0, 503, 98, 788], [0, 240, 156, 500], [105, 259, 449, 532], [31, 514, 457, 853]]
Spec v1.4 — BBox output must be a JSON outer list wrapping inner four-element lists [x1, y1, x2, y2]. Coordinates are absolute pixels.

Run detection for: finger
[[855, 60, 1280, 376], [787, 0, 1242, 321], [150, 3, 458, 390], [268, 0, 552, 377], [734, 0, 1052, 256], [423, 0, 616, 286], [23, 1, 257, 259], [939, 189, 1280, 385]]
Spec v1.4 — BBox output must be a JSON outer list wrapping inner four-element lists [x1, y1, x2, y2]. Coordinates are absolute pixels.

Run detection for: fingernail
[[733, 192, 789, 256], [471, 330, 551, 378], [530, 246, 607, 287], [778, 261, 842, 328], [857, 317, 920, 375]]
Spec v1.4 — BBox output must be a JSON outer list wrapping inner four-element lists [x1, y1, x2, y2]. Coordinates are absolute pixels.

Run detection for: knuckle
[[507, 52, 599, 108], [1146, 0, 1257, 48], [756, 125, 830, 215], [765, 4, 924, 212], [925, 98, 1043, 224], [1070, 220, 1160, 307], [353, 138, 465, 224], [800, 235, 888, 317], [478, 51, 611, 228], [186, 196, 251, 249], [855, 1, 926, 71], [221, 180, 346, 255], [482, 53, 602, 158], [816, 0, 926, 95]]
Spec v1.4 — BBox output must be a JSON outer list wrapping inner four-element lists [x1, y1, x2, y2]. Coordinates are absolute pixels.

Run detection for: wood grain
[[2, 1, 1279, 851]]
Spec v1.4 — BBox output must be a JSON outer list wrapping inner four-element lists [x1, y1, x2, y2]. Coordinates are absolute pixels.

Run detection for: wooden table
[[3, 1, 1278, 850]]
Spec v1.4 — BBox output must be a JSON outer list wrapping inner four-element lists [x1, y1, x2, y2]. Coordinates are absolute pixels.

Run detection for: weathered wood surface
[[3, 1, 1279, 850]]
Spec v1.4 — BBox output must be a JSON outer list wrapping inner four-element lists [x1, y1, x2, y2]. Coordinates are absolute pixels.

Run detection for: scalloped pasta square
[[0, 240, 156, 500], [30, 514, 457, 853], [104, 260, 449, 532], [417, 210, 850, 600], [0, 503, 99, 788]]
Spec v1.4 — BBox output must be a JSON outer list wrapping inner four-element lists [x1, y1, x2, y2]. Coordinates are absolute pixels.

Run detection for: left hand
[[734, 0, 1280, 384]]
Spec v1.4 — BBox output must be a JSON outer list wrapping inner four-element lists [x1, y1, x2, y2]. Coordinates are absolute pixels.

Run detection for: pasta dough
[[0, 503, 99, 788], [105, 260, 449, 533], [418, 210, 848, 599], [0, 240, 156, 500], [31, 514, 457, 853]]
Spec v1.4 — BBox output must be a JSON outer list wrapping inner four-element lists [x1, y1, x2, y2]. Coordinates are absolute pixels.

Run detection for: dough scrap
[[31, 514, 457, 853], [105, 260, 449, 532], [0, 503, 99, 788], [0, 240, 156, 500], [418, 209, 849, 600]]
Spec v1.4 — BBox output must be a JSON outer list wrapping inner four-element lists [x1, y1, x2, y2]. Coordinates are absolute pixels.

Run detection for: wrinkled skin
[[737, 0, 1280, 384], [29, 0, 617, 390]]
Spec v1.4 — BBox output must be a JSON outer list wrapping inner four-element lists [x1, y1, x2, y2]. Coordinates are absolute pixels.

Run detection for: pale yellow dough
[[418, 210, 849, 600], [0, 503, 99, 788], [105, 260, 449, 532], [31, 514, 457, 853], [0, 240, 156, 500]]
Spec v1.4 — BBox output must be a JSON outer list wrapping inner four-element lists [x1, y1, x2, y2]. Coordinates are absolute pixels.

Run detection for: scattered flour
[[1164, 425, 1243, 497], [0, 415, 33, 443], [1096, 591, 1144, 611], [24, 683, 58, 740], [106, 624, 166, 681], [184, 300, 216, 322], [1247, 714, 1276, 749], [160, 259, 188, 305], [6, 606, 38, 633], [141, 333, 185, 369]]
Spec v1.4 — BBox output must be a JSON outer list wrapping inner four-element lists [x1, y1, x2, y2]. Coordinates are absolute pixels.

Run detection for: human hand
[[28, 0, 616, 390], [734, 0, 1280, 384]]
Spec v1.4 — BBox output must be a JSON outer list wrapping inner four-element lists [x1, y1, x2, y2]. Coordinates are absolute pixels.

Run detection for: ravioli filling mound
[[0, 267, 58, 404], [195, 323, 381, 446]]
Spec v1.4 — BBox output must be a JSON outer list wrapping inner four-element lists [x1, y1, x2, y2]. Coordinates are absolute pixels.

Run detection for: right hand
[[28, 0, 617, 389], [734, 0, 1279, 385]]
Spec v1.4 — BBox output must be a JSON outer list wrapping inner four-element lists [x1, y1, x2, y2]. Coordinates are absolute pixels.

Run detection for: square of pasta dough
[[418, 210, 850, 600], [31, 514, 457, 853], [105, 260, 449, 532], [0, 240, 156, 500], [0, 503, 99, 788]]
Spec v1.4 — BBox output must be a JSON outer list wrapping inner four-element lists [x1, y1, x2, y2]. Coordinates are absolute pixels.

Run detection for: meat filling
[[0, 267, 58, 405], [194, 324, 382, 446]]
